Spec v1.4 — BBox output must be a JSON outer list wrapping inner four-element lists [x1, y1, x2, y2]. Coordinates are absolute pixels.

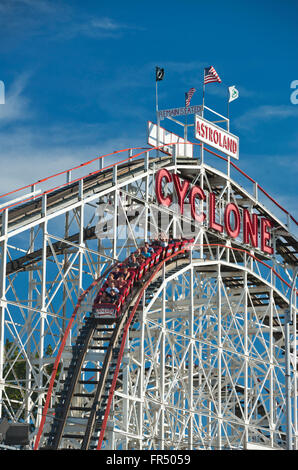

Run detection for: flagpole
[[184, 93, 187, 157], [156, 73, 160, 158], [227, 87, 230, 132], [201, 72, 205, 164], [226, 87, 231, 198]]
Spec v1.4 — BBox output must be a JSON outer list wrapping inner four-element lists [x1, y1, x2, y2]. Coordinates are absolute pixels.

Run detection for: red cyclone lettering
[[224, 203, 241, 238], [190, 186, 206, 222], [243, 209, 258, 247], [173, 174, 189, 215], [261, 218, 273, 254], [209, 192, 223, 233], [155, 169, 172, 207]]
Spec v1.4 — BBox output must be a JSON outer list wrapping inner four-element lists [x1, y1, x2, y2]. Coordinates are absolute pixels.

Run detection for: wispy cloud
[[0, 1, 139, 42], [236, 104, 298, 130], [0, 73, 32, 124], [0, 122, 144, 195], [58, 16, 145, 40]]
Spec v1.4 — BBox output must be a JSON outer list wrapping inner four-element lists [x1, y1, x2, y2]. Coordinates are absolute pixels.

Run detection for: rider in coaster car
[[138, 255, 146, 265], [152, 233, 168, 248], [107, 289, 119, 304], [117, 275, 127, 292], [107, 272, 116, 282], [126, 254, 139, 269], [144, 241, 155, 254], [141, 246, 152, 259], [112, 266, 121, 280], [117, 277, 127, 294], [160, 233, 169, 248], [121, 267, 131, 281], [97, 291, 110, 304], [150, 235, 161, 246], [106, 281, 120, 296]]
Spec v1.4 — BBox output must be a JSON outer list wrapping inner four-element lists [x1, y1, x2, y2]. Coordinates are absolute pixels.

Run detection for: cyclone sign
[[195, 114, 239, 160], [155, 169, 273, 255]]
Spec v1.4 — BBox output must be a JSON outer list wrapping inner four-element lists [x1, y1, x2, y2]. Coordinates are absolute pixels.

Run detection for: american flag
[[204, 66, 221, 84], [185, 87, 196, 107]]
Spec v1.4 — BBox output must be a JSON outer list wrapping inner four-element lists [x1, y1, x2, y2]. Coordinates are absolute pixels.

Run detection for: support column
[[244, 270, 249, 446], [25, 223, 35, 423], [188, 265, 194, 449], [217, 264, 222, 449], [159, 264, 166, 449], [0, 209, 8, 419], [113, 167, 118, 261], [78, 179, 84, 291], [37, 195, 47, 428], [137, 291, 146, 450]]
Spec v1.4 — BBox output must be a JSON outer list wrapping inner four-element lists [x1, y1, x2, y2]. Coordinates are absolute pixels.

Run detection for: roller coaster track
[[35, 247, 190, 450]]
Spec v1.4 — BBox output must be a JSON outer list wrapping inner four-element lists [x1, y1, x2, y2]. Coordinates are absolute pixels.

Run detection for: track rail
[[34, 241, 190, 450], [96, 250, 189, 450], [34, 239, 296, 450], [33, 262, 117, 450]]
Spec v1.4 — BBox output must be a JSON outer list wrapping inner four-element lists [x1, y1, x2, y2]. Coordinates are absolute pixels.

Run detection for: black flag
[[156, 66, 164, 81]]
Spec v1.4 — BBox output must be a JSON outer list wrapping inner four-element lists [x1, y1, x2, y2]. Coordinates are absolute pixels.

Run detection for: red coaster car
[[93, 302, 121, 319]]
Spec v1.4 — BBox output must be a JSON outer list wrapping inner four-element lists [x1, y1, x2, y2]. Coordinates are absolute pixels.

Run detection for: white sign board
[[147, 121, 193, 158], [194, 115, 239, 160], [158, 105, 202, 120]]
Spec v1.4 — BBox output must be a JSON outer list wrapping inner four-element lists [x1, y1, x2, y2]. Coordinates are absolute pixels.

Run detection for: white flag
[[228, 85, 239, 103]]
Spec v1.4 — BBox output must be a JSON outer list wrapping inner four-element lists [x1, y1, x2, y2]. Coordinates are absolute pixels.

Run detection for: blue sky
[[0, 0, 297, 224]]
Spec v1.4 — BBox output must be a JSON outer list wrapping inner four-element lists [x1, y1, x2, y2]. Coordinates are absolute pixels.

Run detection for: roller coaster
[[0, 135, 297, 450], [36, 239, 192, 450]]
